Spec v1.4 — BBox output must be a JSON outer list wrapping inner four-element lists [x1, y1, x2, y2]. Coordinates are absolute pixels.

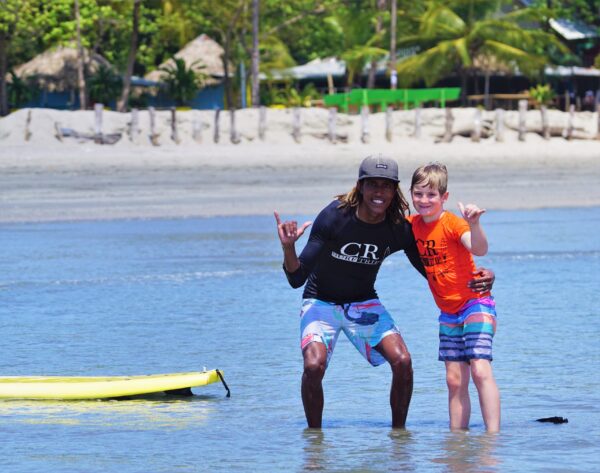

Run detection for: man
[[274, 154, 494, 429]]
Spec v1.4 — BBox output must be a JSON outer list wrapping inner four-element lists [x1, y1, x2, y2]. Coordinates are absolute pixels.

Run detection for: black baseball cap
[[358, 154, 399, 182]]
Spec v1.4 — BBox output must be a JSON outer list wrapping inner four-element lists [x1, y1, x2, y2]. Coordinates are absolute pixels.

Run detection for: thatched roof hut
[[11, 45, 113, 92], [145, 34, 230, 85]]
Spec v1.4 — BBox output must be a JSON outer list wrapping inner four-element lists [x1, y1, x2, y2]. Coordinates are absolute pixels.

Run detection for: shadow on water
[[0, 393, 226, 430]]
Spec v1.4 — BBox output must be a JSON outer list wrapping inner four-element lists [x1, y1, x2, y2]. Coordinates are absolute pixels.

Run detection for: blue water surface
[[0, 208, 599, 472]]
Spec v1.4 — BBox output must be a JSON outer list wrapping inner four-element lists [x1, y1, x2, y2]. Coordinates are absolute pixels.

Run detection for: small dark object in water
[[536, 416, 568, 424]]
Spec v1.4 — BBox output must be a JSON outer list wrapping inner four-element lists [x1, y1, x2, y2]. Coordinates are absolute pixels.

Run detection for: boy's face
[[411, 182, 448, 221]]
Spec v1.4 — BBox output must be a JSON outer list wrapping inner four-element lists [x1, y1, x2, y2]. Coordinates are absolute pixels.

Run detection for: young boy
[[409, 162, 500, 432]]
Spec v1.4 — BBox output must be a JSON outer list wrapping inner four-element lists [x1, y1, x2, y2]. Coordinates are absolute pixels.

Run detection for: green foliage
[[262, 81, 319, 107], [159, 57, 206, 106], [529, 84, 556, 108], [88, 64, 123, 105], [7, 72, 35, 108], [532, 0, 600, 27], [395, 0, 570, 91]]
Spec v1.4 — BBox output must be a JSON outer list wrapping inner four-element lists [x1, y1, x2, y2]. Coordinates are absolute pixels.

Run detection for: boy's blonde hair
[[410, 162, 448, 194]]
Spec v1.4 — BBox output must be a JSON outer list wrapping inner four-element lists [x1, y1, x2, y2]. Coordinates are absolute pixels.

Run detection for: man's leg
[[375, 333, 413, 428], [302, 341, 328, 428]]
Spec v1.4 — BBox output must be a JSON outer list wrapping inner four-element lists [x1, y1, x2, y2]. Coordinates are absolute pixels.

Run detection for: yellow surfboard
[[0, 369, 229, 400]]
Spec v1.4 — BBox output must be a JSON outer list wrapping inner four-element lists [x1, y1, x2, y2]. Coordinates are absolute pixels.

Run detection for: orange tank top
[[409, 212, 487, 313]]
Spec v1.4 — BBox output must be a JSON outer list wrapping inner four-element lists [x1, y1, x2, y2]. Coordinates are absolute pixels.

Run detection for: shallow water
[[1, 208, 598, 472]]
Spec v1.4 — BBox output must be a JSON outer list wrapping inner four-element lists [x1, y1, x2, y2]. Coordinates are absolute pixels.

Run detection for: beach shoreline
[[1, 108, 599, 223]]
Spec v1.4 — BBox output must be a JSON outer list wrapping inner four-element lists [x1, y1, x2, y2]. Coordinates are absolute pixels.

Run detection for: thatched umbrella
[[11, 45, 112, 92], [145, 34, 230, 85]]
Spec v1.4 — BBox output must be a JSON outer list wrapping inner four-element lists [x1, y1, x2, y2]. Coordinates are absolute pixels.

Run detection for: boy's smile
[[411, 183, 448, 222]]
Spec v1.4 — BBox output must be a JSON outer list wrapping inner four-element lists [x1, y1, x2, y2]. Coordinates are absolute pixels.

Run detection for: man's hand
[[468, 267, 495, 294], [274, 211, 312, 249]]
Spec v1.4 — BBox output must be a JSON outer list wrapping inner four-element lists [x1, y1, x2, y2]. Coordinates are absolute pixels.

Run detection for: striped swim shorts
[[438, 296, 497, 362], [299, 298, 400, 367]]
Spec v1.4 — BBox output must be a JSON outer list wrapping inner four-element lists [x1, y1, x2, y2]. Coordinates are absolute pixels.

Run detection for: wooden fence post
[[192, 111, 203, 143], [385, 107, 393, 142], [213, 109, 220, 143], [565, 104, 575, 140], [360, 105, 370, 143], [471, 108, 481, 142], [94, 103, 103, 144], [413, 107, 422, 139], [230, 109, 240, 144], [24, 109, 32, 141], [495, 108, 504, 142], [597, 104, 600, 140], [148, 106, 160, 146], [292, 107, 301, 143], [328, 107, 337, 144], [129, 108, 139, 143], [442, 108, 454, 142], [518, 99, 527, 142], [540, 105, 550, 140], [259, 106, 267, 141], [170, 107, 180, 144]]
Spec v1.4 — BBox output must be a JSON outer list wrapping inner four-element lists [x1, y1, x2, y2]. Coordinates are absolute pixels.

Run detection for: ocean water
[[0, 207, 598, 472]]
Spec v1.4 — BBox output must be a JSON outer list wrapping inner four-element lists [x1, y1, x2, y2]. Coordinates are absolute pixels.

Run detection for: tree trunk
[[367, 0, 386, 89], [0, 35, 8, 116], [251, 0, 260, 107], [483, 70, 490, 110], [389, 0, 397, 89], [117, 0, 141, 113], [74, 0, 87, 110], [459, 70, 468, 106]]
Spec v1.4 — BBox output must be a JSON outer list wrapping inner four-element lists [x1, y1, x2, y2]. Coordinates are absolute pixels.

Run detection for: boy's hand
[[458, 202, 486, 225], [274, 211, 312, 248]]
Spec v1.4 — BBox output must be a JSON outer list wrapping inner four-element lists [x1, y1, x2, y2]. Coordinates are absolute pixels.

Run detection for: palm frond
[[420, 4, 466, 39]]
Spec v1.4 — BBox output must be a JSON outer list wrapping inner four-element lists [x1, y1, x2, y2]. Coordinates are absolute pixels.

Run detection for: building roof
[[262, 57, 346, 80], [145, 34, 229, 85], [549, 18, 599, 41], [11, 45, 113, 91]]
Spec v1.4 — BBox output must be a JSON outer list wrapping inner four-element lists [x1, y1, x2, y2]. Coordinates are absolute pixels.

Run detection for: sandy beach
[[1, 107, 599, 223]]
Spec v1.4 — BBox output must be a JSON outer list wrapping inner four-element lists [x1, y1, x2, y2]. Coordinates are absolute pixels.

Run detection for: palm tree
[[159, 57, 207, 107], [117, 0, 141, 112], [395, 0, 569, 104], [326, 3, 389, 88]]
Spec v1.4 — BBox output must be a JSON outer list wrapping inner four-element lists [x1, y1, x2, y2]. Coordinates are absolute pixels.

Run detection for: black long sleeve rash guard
[[284, 200, 427, 304]]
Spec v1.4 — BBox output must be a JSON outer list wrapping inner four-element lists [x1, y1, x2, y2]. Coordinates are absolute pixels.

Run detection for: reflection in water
[[0, 395, 219, 430], [432, 431, 500, 473], [388, 429, 416, 472], [301, 429, 330, 471]]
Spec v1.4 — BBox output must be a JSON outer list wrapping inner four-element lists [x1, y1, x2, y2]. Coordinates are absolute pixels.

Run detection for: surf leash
[[216, 369, 231, 398]]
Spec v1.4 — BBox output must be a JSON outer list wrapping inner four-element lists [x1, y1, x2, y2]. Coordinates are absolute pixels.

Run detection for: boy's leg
[[445, 361, 471, 431], [470, 359, 500, 432], [463, 304, 500, 432]]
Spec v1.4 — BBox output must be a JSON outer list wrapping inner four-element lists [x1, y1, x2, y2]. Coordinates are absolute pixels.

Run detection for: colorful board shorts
[[438, 296, 497, 362], [299, 298, 400, 367]]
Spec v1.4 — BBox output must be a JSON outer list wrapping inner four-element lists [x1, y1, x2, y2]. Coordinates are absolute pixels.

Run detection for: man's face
[[358, 178, 397, 217]]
